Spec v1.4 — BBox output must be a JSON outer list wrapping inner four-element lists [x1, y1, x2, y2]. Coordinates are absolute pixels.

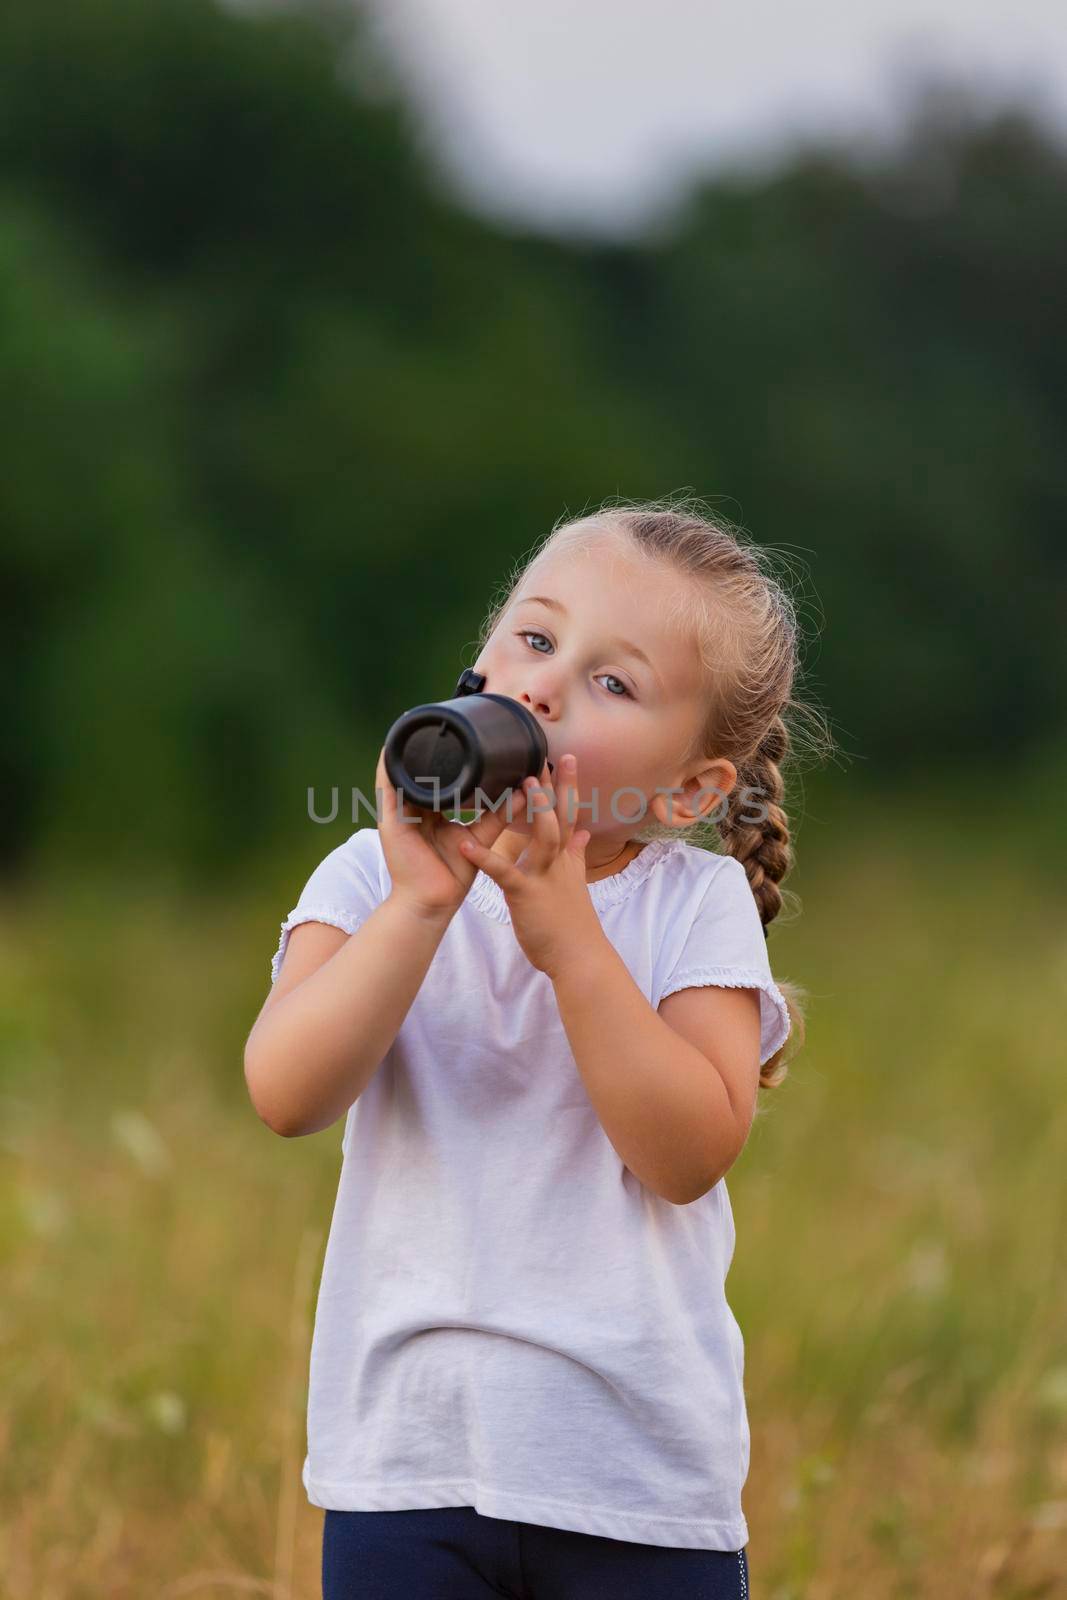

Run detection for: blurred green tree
[[0, 0, 1063, 885]]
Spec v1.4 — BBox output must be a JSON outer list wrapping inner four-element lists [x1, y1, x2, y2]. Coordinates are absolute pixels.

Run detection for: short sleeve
[[270, 828, 386, 986], [657, 855, 791, 1067]]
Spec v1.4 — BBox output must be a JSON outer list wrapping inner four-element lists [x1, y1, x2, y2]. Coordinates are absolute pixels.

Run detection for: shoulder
[[316, 824, 385, 872], [342, 825, 384, 867], [674, 844, 751, 889], [294, 825, 389, 908], [659, 841, 741, 898], [338, 826, 389, 893], [674, 841, 737, 874], [657, 844, 763, 938], [609, 840, 736, 930]]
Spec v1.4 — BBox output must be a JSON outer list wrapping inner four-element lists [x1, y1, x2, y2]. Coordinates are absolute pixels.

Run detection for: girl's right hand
[[374, 745, 515, 918]]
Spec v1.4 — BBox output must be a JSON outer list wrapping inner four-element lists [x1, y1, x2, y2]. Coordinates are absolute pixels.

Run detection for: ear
[[651, 759, 737, 829]]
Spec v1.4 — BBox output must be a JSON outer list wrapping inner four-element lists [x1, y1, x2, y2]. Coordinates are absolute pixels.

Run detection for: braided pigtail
[[718, 715, 791, 937], [719, 715, 804, 1089]]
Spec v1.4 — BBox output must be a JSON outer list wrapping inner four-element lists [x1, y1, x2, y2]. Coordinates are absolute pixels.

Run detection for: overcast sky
[[358, 0, 1067, 239]]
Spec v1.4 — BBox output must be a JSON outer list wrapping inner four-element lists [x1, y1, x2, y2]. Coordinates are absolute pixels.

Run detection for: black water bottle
[[383, 669, 550, 812]]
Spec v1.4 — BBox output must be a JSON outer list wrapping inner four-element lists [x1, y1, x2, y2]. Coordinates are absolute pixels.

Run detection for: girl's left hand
[[458, 754, 602, 979]]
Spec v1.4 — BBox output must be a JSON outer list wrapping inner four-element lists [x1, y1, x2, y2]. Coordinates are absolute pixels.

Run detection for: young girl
[[245, 498, 819, 1600]]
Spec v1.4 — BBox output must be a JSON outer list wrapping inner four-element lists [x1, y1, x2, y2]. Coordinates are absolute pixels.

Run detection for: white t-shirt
[[269, 827, 791, 1551]]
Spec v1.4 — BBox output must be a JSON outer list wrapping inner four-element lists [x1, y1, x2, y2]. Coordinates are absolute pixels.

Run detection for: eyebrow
[[512, 594, 661, 687]]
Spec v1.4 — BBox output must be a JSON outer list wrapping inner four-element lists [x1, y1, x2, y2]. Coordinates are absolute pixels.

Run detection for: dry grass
[[1, 786, 1065, 1598]]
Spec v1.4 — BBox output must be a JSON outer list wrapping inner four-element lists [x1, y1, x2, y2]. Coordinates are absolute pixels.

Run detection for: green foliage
[[0, 0, 1063, 884]]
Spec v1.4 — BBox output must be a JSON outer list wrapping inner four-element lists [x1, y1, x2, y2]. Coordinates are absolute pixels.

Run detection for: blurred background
[[1, 1, 1064, 1595]]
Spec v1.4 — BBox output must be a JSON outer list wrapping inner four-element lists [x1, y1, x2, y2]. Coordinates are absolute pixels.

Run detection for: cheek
[[568, 738, 631, 815], [472, 641, 501, 677], [583, 738, 671, 814]]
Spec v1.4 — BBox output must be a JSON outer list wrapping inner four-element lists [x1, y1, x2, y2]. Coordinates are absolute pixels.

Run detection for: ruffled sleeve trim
[[270, 905, 369, 986], [659, 964, 791, 1068]]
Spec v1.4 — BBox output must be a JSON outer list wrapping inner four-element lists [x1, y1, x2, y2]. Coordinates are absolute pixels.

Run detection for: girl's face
[[471, 540, 737, 861]]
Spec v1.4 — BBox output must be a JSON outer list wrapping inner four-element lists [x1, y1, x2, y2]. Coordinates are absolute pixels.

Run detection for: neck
[[585, 838, 640, 878]]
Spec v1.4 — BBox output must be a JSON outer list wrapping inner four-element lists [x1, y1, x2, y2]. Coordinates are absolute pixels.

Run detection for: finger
[[543, 757, 569, 847], [523, 769, 559, 864], [557, 752, 578, 847], [377, 747, 423, 831], [465, 791, 513, 848], [375, 747, 396, 829], [447, 767, 516, 853], [457, 830, 515, 888]]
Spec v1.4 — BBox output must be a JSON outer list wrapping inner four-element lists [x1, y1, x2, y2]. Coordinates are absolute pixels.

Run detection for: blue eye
[[514, 630, 633, 699]]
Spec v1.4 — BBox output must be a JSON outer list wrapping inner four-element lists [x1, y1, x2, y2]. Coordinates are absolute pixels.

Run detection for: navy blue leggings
[[322, 1505, 749, 1600]]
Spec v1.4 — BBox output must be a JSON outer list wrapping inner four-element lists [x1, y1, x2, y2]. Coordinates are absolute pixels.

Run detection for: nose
[[517, 688, 556, 775], [475, 660, 559, 774]]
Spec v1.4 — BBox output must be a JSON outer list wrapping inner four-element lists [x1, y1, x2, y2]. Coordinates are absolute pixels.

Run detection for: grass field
[[2, 768, 1065, 1598]]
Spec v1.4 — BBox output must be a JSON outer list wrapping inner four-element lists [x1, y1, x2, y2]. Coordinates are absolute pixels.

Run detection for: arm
[[244, 893, 454, 1138], [550, 938, 762, 1205]]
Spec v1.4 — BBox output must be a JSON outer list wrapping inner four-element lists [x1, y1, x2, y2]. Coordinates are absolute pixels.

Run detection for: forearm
[[551, 938, 741, 1204], [245, 893, 453, 1138]]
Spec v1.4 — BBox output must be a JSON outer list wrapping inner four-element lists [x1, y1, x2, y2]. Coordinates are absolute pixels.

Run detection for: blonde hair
[[473, 492, 835, 1093]]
